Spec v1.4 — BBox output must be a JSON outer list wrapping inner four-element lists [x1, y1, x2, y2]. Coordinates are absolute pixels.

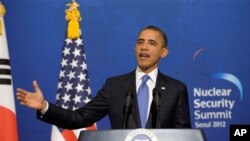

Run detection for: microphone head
[[124, 91, 133, 107], [126, 91, 133, 98], [153, 88, 161, 97]]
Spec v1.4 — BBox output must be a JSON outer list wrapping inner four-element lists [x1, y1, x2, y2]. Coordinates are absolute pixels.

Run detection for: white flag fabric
[[0, 8, 19, 141]]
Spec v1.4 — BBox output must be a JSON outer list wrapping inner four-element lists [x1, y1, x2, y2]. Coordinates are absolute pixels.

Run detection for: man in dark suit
[[16, 25, 191, 129]]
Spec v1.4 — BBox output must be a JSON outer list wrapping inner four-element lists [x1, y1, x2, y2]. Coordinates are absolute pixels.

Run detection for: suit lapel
[[155, 72, 169, 95], [146, 71, 169, 128], [122, 71, 141, 128]]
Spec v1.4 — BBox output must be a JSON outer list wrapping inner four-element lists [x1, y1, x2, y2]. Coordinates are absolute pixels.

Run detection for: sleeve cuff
[[40, 100, 49, 115]]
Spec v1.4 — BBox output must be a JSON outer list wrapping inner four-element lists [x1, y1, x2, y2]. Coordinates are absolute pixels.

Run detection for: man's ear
[[161, 48, 169, 58]]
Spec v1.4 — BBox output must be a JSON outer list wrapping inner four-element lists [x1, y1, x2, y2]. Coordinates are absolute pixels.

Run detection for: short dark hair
[[138, 25, 168, 48]]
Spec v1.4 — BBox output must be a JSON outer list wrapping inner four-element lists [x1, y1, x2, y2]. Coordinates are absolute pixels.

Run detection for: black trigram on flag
[[0, 58, 11, 85]]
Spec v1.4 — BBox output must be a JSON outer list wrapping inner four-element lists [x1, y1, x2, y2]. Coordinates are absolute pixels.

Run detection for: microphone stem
[[122, 92, 133, 129], [156, 107, 161, 128], [153, 89, 161, 128]]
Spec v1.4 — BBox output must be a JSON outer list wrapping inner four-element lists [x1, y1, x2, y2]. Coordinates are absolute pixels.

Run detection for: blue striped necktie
[[137, 75, 150, 128]]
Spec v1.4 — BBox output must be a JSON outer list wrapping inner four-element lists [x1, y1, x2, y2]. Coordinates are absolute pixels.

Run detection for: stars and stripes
[[55, 37, 93, 110], [51, 36, 96, 141], [51, 1, 96, 140]]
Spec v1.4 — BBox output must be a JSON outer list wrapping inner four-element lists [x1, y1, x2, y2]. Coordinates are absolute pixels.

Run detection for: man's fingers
[[16, 92, 26, 100], [16, 88, 29, 95], [33, 80, 41, 93], [20, 101, 28, 106], [16, 92, 27, 105]]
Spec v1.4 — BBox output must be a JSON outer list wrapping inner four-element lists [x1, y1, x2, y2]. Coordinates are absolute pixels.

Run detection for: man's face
[[135, 29, 168, 73]]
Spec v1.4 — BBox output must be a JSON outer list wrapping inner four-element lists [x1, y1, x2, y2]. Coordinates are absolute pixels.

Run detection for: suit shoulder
[[106, 71, 134, 82], [159, 72, 187, 87]]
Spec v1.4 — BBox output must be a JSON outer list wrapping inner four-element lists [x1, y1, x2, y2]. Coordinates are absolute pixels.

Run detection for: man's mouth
[[139, 53, 149, 59]]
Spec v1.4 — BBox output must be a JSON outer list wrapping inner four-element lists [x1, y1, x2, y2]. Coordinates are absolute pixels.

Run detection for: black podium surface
[[78, 129, 206, 141]]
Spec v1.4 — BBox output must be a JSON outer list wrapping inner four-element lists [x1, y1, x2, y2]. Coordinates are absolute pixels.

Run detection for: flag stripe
[[61, 130, 78, 141], [0, 78, 11, 85], [0, 68, 11, 75], [0, 58, 10, 65], [51, 126, 65, 141], [86, 124, 97, 130]]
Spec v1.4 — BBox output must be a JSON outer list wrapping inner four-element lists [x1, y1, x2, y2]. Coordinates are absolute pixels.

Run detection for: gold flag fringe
[[65, 0, 82, 39], [0, 2, 6, 36]]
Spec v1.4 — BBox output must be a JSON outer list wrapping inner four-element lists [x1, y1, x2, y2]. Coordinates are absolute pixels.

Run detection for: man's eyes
[[137, 40, 144, 44], [136, 40, 157, 46], [149, 41, 157, 46]]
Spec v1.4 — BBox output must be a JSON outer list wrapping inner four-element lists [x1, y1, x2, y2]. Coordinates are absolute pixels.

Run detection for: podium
[[78, 129, 206, 141]]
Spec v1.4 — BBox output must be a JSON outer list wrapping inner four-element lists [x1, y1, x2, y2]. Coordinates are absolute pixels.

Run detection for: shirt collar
[[136, 67, 158, 84]]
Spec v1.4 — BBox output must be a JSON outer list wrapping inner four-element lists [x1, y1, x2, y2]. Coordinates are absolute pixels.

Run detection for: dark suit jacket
[[38, 70, 191, 129]]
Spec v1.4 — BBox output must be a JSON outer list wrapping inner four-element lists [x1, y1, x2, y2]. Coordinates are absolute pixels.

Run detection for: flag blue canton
[[56, 37, 92, 110]]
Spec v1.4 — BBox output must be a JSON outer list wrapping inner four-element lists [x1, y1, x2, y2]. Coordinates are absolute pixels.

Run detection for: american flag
[[50, 36, 96, 141], [56, 37, 93, 110]]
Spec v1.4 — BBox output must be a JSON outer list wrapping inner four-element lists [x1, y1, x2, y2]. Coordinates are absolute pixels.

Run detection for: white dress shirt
[[136, 67, 158, 120]]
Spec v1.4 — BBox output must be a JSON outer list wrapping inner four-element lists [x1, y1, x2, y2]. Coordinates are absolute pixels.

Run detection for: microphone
[[153, 88, 161, 128], [122, 91, 133, 129], [153, 88, 161, 110]]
